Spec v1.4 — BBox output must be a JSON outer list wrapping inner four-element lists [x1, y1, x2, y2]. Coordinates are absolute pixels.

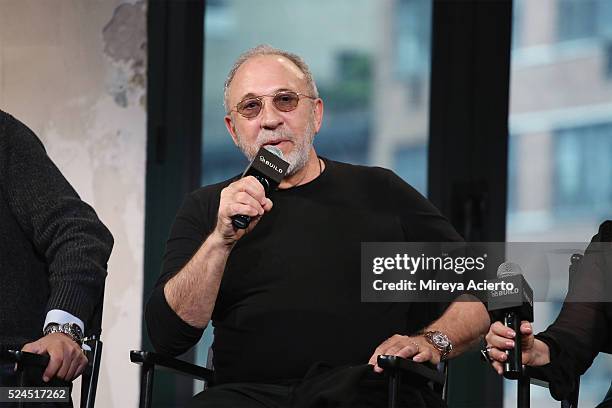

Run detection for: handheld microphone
[[231, 145, 289, 229], [487, 262, 534, 380]]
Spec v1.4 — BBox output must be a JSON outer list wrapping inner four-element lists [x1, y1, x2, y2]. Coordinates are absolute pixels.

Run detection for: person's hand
[[214, 176, 273, 244], [368, 334, 438, 373], [484, 321, 550, 374], [21, 333, 88, 382]]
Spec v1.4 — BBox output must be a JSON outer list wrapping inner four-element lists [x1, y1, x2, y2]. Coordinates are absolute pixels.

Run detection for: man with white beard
[[146, 45, 490, 407]]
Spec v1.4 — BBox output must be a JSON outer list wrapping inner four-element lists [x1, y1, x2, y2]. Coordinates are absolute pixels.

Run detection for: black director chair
[[129, 350, 447, 408], [1, 291, 106, 408]]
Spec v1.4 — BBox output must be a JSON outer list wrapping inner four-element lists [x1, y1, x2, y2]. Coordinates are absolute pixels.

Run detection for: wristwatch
[[422, 331, 453, 361], [43, 322, 84, 346]]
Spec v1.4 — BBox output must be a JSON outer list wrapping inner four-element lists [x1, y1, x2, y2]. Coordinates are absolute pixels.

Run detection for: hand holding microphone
[[485, 262, 534, 379], [230, 145, 289, 229], [215, 176, 272, 244], [214, 146, 289, 244], [485, 320, 552, 375]]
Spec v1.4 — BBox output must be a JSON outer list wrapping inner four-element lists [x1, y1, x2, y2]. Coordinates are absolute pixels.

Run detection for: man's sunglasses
[[231, 90, 317, 119]]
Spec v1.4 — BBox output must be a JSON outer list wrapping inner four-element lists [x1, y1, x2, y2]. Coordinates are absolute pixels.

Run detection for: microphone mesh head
[[497, 261, 523, 278], [264, 145, 285, 160]]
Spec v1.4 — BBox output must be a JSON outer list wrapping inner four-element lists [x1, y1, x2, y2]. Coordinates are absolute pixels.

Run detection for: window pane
[[507, 0, 612, 406], [201, 0, 431, 195]]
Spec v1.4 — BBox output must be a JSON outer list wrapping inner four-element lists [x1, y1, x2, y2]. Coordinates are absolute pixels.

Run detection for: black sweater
[[532, 220, 612, 401], [0, 111, 113, 352], [146, 158, 461, 384]]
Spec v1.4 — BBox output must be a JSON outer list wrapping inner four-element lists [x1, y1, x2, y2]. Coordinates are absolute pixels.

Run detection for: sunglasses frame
[[231, 90, 317, 118]]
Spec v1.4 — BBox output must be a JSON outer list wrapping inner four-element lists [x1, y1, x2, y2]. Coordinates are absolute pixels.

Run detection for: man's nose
[[260, 98, 283, 130]]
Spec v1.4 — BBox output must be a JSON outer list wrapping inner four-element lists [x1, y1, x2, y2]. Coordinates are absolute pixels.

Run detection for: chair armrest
[[524, 366, 551, 388], [2, 350, 50, 368], [130, 350, 214, 383], [377, 355, 444, 385]]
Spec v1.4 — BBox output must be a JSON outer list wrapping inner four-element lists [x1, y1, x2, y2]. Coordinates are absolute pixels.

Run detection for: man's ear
[[313, 98, 324, 134], [224, 114, 239, 146]]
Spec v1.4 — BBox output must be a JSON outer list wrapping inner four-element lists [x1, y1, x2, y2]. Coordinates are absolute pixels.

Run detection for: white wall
[[0, 1, 147, 406]]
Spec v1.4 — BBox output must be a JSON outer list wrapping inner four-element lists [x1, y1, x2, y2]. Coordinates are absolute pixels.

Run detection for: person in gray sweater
[[0, 110, 113, 389]]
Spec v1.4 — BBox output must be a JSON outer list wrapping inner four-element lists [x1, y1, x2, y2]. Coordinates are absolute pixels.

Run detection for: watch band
[[43, 322, 84, 345]]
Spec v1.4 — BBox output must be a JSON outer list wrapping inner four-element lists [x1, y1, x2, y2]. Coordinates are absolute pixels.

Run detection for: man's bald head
[[223, 45, 319, 113]]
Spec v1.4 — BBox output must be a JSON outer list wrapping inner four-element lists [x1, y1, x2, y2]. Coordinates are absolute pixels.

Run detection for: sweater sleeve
[[145, 191, 216, 355], [0, 113, 113, 325], [529, 224, 611, 401]]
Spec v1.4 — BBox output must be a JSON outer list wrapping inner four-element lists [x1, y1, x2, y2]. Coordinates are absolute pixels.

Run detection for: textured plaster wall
[[0, 1, 146, 406]]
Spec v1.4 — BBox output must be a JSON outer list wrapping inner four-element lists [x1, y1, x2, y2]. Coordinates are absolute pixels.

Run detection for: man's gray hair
[[223, 44, 319, 113]]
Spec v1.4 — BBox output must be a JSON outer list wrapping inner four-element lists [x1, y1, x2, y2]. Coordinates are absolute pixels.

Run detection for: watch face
[[432, 332, 450, 348], [61, 323, 83, 340]]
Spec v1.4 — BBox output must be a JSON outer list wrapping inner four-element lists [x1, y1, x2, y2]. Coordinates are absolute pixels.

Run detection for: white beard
[[235, 116, 316, 176]]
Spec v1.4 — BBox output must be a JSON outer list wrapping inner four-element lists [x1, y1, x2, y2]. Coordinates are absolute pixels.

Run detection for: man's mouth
[[263, 139, 289, 147]]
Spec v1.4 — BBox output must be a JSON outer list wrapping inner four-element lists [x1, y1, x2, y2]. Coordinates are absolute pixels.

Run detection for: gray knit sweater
[[0, 110, 113, 353]]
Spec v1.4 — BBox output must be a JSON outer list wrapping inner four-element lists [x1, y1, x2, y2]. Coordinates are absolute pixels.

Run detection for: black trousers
[[189, 363, 445, 408]]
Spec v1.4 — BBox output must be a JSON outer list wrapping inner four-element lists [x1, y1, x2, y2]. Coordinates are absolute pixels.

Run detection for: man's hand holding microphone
[[163, 146, 288, 329], [216, 145, 288, 244], [215, 175, 273, 245]]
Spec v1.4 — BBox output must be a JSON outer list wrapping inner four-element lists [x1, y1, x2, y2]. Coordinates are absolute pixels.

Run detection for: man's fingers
[[368, 347, 385, 366], [487, 333, 514, 350], [367, 353, 383, 373], [492, 360, 504, 375], [382, 345, 403, 357], [234, 192, 264, 215], [232, 177, 266, 204], [491, 321, 515, 338], [368, 346, 391, 369], [412, 348, 433, 363], [488, 347, 508, 363], [63, 346, 86, 381], [64, 352, 86, 381], [43, 351, 63, 382], [395, 344, 420, 359], [262, 198, 273, 212], [55, 347, 76, 381], [229, 203, 260, 218], [373, 339, 403, 358], [63, 359, 78, 381], [75, 356, 89, 379], [21, 342, 41, 354], [369, 335, 423, 373], [520, 321, 533, 335]]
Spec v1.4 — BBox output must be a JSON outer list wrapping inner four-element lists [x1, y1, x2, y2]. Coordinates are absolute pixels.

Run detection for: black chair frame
[[129, 350, 447, 408]]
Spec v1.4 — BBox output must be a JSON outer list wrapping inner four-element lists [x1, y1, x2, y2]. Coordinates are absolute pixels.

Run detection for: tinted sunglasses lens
[[237, 99, 262, 118], [273, 92, 300, 111]]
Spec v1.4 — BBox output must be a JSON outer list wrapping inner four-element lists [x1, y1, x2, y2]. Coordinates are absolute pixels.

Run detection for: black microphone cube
[[487, 274, 534, 322], [242, 147, 290, 194]]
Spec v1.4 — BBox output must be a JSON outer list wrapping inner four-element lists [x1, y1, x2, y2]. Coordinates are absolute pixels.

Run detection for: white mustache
[[255, 128, 296, 148]]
